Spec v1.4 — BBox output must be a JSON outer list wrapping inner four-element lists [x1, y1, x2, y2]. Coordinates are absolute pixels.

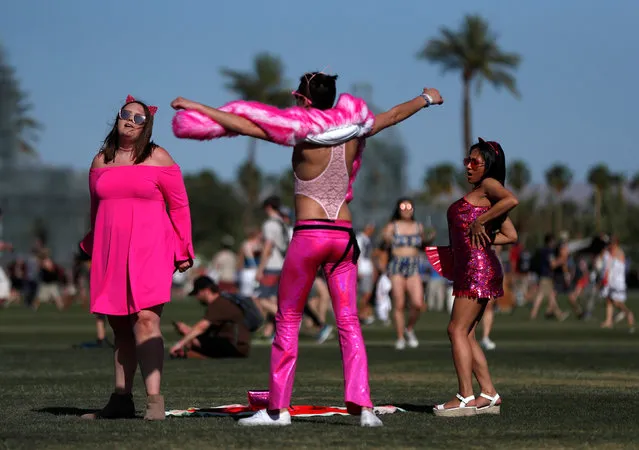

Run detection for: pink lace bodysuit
[[294, 143, 349, 220]]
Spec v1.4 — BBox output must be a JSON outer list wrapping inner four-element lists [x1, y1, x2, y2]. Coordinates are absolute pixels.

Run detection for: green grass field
[[1, 296, 638, 449]]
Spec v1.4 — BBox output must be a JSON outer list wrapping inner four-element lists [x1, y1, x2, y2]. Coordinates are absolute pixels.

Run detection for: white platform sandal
[[433, 394, 476, 417], [476, 392, 501, 415]]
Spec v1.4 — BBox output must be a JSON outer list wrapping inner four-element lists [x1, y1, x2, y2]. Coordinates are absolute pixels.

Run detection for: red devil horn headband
[[125, 94, 158, 116], [478, 137, 498, 154]]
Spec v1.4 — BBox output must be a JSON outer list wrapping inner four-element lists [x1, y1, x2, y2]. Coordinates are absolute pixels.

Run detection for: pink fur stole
[[172, 94, 375, 202]]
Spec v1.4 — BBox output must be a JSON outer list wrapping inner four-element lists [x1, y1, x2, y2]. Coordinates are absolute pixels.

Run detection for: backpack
[[221, 292, 264, 332]]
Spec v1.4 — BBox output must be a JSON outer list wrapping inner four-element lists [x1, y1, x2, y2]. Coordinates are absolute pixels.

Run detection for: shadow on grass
[[34, 407, 101, 417], [393, 403, 435, 414]]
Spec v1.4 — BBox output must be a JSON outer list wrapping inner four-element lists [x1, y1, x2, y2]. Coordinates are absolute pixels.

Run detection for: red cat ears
[[125, 94, 157, 116]]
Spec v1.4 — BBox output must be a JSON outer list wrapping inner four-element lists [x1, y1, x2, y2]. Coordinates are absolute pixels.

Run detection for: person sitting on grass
[[170, 276, 261, 359]]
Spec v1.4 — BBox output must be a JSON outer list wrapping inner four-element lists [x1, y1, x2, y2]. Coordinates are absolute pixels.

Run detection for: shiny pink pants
[[268, 220, 373, 411]]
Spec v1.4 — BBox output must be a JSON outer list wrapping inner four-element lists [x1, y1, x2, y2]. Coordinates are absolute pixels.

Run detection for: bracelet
[[420, 93, 433, 108]]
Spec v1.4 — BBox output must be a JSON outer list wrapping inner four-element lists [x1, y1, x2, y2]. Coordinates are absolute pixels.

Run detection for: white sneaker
[[614, 312, 627, 324], [404, 329, 419, 348], [361, 409, 383, 427], [480, 337, 496, 351], [361, 316, 375, 326], [395, 339, 406, 350], [316, 325, 334, 344], [237, 409, 291, 427]]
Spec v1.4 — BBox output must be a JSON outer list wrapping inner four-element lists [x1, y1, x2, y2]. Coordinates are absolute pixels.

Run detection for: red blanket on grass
[[165, 404, 404, 418]]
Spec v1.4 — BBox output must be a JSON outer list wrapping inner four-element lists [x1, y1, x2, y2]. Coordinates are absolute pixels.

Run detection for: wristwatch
[[420, 93, 433, 108]]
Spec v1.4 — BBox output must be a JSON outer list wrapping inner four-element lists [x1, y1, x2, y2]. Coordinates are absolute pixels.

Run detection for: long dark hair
[[469, 138, 506, 186], [391, 197, 415, 221], [100, 100, 157, 164], [296, 72, 338, 110], [471, 138, 508, 230]]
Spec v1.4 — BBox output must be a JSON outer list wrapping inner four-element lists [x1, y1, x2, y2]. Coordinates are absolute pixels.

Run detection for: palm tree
[[545, 164, 573, 233], [610, 172, 625, 203], [0, 44, 41, 165], [455, 167, 469, 192], [417, 14, 521, 156], [220, 52, 293, 224], [507, 160, 531, 195], [587, 164, 612, 232], [424, 163, 456, 200], [235, 160, 263, 223]]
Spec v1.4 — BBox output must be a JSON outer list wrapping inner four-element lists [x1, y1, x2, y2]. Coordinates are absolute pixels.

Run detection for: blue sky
[[2, 0, 637, 190]]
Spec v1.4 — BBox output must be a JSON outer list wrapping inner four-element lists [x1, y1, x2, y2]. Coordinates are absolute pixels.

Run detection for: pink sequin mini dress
[[426, 197, 503, 299]]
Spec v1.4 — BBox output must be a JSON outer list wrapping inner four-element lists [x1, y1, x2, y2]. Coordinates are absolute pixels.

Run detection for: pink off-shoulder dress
[[80, 164, 194, 316]]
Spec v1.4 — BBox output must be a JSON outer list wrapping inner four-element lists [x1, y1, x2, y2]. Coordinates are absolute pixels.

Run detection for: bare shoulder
[[148, 146, 176, 167], [383, 222, 394, 234], [480, 177, 502, 191], [90, 152, 106, 169], [481, 177, 515, 200]]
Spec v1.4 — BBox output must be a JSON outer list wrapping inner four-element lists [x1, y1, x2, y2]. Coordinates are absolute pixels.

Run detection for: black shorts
[[196, 334, 248, 359]]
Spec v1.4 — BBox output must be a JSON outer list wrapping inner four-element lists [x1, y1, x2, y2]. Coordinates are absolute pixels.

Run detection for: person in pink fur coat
[[171, 73, 443, 427]]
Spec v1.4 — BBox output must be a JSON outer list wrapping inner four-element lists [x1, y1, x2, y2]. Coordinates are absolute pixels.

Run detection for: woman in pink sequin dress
[[80, 96, 194, 421], [172, 75, 444, 427], [427, 138, 518, 417]]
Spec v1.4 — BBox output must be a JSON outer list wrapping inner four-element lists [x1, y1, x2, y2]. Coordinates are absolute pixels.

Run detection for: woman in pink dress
[[80, 95, 194, 420], [427, 138, 518, 417]]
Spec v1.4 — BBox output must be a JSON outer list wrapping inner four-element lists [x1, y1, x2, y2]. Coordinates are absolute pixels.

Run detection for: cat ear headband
[[125, 94, 157, 116]]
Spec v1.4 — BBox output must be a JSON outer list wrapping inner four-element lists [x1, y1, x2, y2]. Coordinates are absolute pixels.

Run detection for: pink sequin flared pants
[[268, 220, 373, 411]]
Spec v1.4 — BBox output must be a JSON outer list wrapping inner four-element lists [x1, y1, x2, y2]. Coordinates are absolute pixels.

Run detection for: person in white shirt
[[375, 273, 392, 325], [600, 237, 635, 332], [0, 209, 13, 304], [356, 224, 376, 324]]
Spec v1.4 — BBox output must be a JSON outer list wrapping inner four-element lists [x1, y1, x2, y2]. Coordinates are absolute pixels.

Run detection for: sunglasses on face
[[464, 157, 485, 170], [400, 203, 413, 211], [118, 109, 147, 125]]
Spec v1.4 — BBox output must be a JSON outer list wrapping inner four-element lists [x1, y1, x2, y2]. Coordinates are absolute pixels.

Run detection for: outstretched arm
[[367, 88, 443, 137], [169, 318, 212, 356], [171, 97, 271, 141]]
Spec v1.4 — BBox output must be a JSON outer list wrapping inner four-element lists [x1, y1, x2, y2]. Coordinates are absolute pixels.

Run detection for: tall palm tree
[[609, 172, 625, 203], [587, 164, 612, 232], [507, 160, 531, 195], [0, 44, 41, 164], [455, 167, 469, 192], [235, 160, 263, 224], [417, 15, 521, 156], [545, 164, 573, 232], [220, 52, 293, 224], [424, 163, 456, 199]]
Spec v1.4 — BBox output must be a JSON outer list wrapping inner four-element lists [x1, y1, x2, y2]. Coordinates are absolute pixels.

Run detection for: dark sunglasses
[[118, 109, 147, 125], [464, 157, 485, 170]]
